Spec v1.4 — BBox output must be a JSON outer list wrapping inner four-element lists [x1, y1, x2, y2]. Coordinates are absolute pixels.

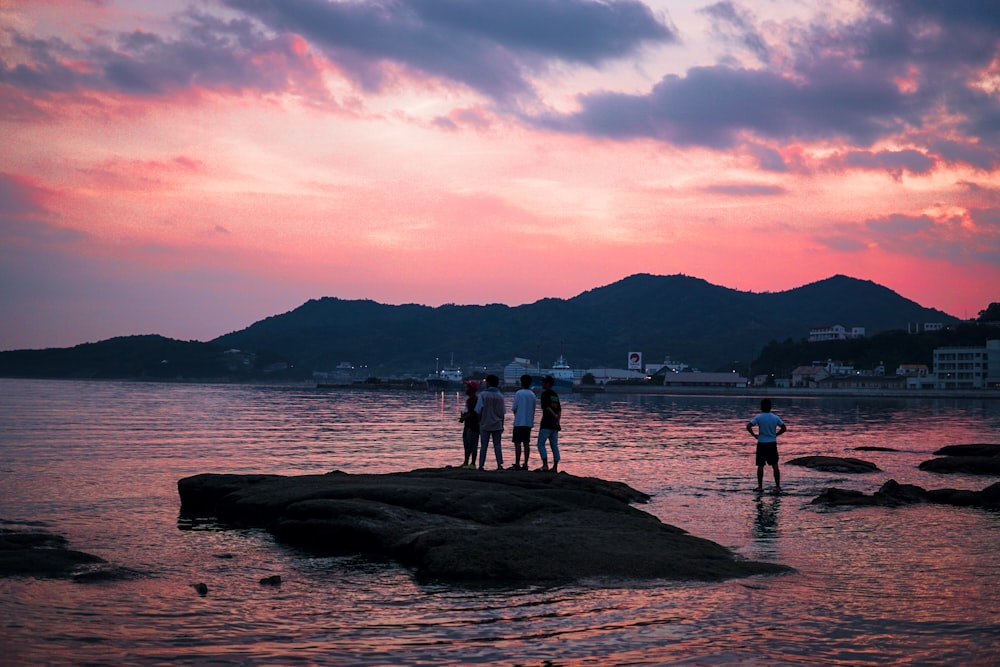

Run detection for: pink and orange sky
[[2, 0, 999, 350]]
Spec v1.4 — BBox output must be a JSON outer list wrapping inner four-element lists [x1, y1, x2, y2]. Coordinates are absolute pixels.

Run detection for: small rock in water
[[259, 575, 282, 586], [191, 582, 208, 596]]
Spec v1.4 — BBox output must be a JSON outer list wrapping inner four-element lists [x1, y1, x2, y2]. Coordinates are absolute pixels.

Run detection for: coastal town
[[316, 322, 1000, 396]]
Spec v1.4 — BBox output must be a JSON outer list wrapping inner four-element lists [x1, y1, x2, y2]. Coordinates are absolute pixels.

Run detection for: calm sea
[[1, 378, 999, 666]]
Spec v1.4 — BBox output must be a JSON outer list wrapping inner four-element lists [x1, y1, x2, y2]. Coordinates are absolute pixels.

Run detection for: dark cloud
[[840, 149, 936, 180], [223, 0, 676, 100], [544, 63, 913, 148], [818, 209, 1000, 264], [2, 1, 674, 107], [699, 1, 770, 64], [3, 0, 999, 175], [0, 8, 327, 99], [931, 140, 1000, 171], [547, 0, 1000, 171], [746, 144, 788, 172]]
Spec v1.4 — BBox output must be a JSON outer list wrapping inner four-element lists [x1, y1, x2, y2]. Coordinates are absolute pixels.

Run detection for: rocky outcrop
[[178, 468, 791, 585], [919, 443, 1000, 474], [812, 479, 1000, 508], [1, 527, 106, 579], [932, 444, 1000, 457], [787, 456, 880, 473]]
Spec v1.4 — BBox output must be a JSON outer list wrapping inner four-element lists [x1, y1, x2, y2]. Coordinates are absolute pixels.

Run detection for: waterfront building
[[934, 340, 1000, 389], [791, 365, 829, 388], [653, 370, 747, 388]]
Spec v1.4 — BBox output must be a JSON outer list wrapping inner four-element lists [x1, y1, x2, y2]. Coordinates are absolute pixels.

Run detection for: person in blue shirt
[[746, 398, 787, 492]]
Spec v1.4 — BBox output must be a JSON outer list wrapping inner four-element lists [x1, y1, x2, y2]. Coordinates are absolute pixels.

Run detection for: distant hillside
[[211, 274, 959, 374], [0, 335, 305, 380], [0, 275, 968, 379]]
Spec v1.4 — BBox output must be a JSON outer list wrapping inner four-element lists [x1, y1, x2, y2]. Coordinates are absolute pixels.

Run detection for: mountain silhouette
[[211, 273, 958, 374]]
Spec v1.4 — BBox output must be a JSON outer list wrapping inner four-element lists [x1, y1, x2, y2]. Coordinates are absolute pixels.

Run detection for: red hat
[[464, 380, 478, 391]]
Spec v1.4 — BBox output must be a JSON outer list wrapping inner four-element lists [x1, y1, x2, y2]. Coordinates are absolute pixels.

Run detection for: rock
[[787, 456, 880, 473], [918, 456, 1000, 475], [192, 582, 208, 596], [812, 479, 1000, 509], [177, 468, 791, 585], [0, 528, 108, 579], [931, 444, 1000, 457], [811, 488, 875, 506], [259, 575, 282, 586], [919, 444, 1000, 475]]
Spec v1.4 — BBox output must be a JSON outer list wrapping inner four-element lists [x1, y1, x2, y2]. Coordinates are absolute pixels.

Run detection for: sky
[[2, 0, 999, 351]]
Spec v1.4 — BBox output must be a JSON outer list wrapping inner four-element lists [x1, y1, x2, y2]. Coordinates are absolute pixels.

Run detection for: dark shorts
[[512, 426, 532, 445], [756, 442, 779, 466]]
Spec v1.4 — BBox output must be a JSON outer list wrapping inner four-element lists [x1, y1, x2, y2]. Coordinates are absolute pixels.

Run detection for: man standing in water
[[510, 374, 536, 470], [475, 374, 505, 470], [536, 375, 562, 472], [746, 398, 787, 492]]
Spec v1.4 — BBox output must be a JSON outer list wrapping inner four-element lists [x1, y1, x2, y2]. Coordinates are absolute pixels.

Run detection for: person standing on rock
[[475, 374, 506, 470], [510, 374, 536, 470], [535, 375, 562, 472], [458, 380, 480, 468], [746, 398, 787, 492]]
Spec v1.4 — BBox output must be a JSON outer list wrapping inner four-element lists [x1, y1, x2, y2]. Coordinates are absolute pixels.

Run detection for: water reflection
[[1, 380, 1000, 666], [752, 492, 781, 540]]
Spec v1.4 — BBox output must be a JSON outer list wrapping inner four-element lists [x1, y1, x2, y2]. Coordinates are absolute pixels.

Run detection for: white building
[[584, 368, 646, 384], [657, 371, 747, 388], [503, 357, 535, 386], [645, 356, 691, 375], [809, 325, 866, 342], [933, 340, 1000, 389]]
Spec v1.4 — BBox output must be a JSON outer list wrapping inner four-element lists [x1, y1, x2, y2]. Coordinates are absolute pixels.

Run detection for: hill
[[210, 274, 958, 374], [0, 335, 306, 380], [0, 274, 968, 379]]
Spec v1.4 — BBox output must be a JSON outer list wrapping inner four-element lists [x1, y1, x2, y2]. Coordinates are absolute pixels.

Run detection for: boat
[[426, 355, 465, 390], [532, 355, 575, 391]]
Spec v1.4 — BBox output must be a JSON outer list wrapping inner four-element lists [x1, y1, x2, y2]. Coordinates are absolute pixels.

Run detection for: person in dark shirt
[[458, 381, 480, 468], [535, 375, 562, 472]]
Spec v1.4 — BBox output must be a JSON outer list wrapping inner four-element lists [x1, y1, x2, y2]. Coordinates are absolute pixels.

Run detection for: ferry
[[533, 355, 575, 391], [427, 355, 464, 390]]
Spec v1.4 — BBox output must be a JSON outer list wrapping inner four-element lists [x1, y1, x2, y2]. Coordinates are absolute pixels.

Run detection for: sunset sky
[[2, 0, 999, 351]]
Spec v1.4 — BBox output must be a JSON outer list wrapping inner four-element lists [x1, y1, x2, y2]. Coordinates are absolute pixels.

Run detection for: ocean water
[[1, 378, 999, 666]]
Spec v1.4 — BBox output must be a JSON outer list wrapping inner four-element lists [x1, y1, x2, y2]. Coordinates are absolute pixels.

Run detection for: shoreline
[[3, 375, 998, 399]]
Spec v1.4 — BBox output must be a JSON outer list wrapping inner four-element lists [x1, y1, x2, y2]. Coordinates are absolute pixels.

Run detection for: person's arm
[[747, 422, 757, 438], [777, 423, 787, 437]]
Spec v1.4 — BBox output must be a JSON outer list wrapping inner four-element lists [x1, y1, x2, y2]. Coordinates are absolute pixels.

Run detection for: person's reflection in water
[[752, 493, 781, 540]]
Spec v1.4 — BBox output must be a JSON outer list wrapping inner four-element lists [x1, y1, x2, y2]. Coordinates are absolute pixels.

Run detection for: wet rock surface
[[1, 527, 110, 579], [919, 443, 1000, 474], [787, 456, 880, 473], [178, 468, 791, 585], [812, 479, 1000, 508]]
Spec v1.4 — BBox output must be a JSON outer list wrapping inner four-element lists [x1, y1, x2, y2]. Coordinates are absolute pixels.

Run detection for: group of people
[[457, 377, 788, 491], [458, 373, 562, 472]]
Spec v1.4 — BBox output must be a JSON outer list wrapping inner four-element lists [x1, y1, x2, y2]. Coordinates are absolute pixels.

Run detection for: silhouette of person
[[536, 375, 562, 472], [510, 374, 536, 470], [475, 374, 505, 470], [746, 398, 787, 492], [458, 380, 479, 468]]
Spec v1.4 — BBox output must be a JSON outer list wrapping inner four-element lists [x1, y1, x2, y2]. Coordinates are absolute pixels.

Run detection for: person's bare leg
[[772, 464, 781, 492], [756, 465, 764, 491]]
